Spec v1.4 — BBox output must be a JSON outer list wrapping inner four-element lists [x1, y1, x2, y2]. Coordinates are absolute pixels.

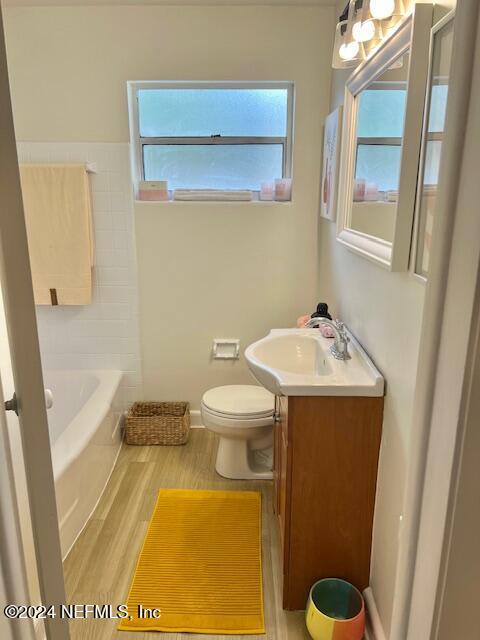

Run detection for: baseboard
[[363, 587, 387, 640], [190, 409, 204, 428]]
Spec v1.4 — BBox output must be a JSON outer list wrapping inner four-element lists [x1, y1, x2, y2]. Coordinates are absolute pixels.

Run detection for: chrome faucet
[[304, 317, 351, 360]]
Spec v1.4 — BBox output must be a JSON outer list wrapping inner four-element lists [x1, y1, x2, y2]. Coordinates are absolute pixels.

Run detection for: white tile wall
[[17, 142, 143, 407]]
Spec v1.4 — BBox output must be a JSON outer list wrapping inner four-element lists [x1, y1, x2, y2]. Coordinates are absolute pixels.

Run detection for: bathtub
[[44, 370, 124, 558]]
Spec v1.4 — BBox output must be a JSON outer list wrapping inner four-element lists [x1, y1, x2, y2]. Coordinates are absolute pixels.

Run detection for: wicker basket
[[125, 401, 190, 445]]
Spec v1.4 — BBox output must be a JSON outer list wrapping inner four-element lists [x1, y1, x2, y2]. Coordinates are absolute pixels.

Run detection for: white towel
[[20, 164, 94, 305]]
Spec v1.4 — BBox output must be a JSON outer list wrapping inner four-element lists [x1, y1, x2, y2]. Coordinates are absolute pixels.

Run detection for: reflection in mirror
[[415, 17, 454, 278], [349, 53, 409, 242]]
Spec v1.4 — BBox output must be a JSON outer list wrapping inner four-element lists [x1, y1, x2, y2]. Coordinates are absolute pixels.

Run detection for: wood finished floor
[[63, 428, 310, 640]]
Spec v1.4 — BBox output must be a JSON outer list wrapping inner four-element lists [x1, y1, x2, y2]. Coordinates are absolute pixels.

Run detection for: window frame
[[128, 81, 294, 193]]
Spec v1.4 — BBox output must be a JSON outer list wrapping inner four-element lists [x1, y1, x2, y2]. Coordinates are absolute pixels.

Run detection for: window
[[131, 82, 293, 193], [354, 82, 407, 195]]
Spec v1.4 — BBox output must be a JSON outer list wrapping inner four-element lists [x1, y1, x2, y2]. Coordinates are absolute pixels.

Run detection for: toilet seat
[[201, 403, 273, 429], [202, 385, 274, 419]]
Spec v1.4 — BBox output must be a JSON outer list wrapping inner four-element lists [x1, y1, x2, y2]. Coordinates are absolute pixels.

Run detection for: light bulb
[[339, 41, 360, 60], [370, 0, 395, 19], [352, 19, 376, 42], [352, 20, 363, 41]]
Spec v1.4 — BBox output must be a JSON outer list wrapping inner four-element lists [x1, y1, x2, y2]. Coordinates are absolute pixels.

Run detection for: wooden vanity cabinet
[[273, 394, 384, 610]]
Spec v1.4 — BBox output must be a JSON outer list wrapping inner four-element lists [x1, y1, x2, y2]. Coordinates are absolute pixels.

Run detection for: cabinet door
[[285, 395, 384, 609]]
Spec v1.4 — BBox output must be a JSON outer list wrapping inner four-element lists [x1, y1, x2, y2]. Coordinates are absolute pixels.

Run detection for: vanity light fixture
[[332, 0, 410, 69]]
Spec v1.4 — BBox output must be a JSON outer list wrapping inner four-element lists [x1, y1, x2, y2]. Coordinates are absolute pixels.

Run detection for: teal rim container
[[305, 578, 365, 640]]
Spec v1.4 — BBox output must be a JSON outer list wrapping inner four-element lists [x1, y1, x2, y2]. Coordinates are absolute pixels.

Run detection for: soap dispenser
[[311, 302, 332, 321]]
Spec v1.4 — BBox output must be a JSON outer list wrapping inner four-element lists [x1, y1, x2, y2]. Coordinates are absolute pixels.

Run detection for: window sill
[[134, 199, 294, 206]]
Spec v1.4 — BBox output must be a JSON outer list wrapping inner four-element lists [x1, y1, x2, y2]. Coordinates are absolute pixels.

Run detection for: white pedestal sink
[[245, 328, 384, 396]]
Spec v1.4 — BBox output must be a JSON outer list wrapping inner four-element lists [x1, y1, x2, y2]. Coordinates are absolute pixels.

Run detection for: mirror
[[414, 12, 454, 278], [350, 53, 409, 242], [336, 5, 433, 270]]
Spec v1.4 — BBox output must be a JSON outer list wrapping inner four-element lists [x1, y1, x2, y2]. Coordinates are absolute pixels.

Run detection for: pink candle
[[260, 182, 274, 201], [274, 178, 292, 201]]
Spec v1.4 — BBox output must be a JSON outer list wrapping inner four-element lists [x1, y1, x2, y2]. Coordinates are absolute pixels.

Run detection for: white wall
[[3, 4, 334, 409], [16, 142, 143, 407], [320, 1, 454, 636], [319, 190, 424, 639], [433, 39, 480, 634], [435, 301, 480, 640], [3, 5, 334, 144], [134, 7, 333, 406]]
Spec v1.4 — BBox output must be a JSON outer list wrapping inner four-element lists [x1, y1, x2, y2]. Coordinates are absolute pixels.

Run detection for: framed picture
[[320, 106, 343, 221]]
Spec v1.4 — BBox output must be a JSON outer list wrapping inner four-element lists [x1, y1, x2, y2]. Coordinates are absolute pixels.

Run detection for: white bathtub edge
[[61, 431, 123, 562], [51, 370, 122, 480]]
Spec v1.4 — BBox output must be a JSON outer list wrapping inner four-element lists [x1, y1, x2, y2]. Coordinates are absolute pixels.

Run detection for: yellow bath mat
[[118, 488, 264, 634]]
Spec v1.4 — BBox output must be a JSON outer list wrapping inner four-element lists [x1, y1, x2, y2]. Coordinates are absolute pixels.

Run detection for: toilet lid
[[202, 385, 274, 418]]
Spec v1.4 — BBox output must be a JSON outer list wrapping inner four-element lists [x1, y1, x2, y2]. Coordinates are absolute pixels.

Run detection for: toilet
[[201, 385, 275, 480]]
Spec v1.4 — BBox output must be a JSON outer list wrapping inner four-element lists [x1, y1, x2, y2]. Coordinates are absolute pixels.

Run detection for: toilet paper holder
[[212, 339, 240, 360]]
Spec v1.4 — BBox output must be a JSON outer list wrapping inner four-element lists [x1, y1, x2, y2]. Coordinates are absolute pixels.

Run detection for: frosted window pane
[[355, 145, 402, 192], [428, 84, 448, 133], [423, 140, 442, 185], [357, 89, 407, 138], [138, 89, 288, 137], [143, 144, 283, 190]]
